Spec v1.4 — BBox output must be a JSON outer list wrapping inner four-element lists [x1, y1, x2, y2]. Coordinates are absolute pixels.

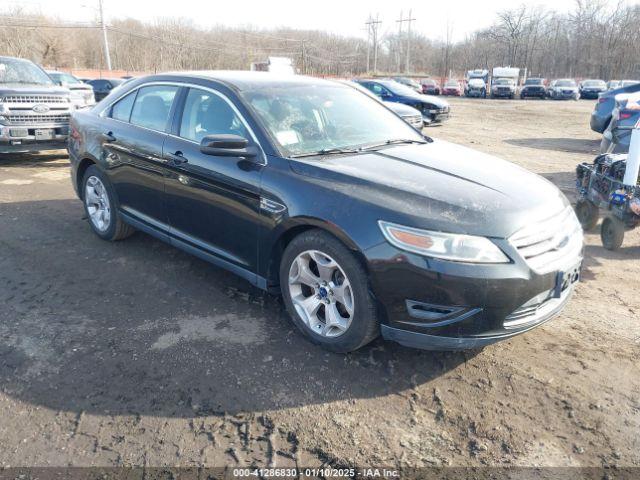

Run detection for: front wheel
[[280, 230, 379, 353], [82, 165, 135, 241], [601, 216, 625, 250]]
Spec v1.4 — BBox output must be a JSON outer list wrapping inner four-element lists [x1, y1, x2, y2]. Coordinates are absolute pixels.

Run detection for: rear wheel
[[280, 230, 379, 353], [82, 165, 135, 241], [575, 199, 599, 231], [601, 216, 625, 251]]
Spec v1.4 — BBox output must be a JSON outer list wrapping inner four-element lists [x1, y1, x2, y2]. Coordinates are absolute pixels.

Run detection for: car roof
[[160, 71, 344, 92]]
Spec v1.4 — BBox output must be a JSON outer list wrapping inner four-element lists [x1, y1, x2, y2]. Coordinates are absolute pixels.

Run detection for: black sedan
[[68, 72, 583, 352], [86, 78, 125, 101], [579, 79, 607, 99]]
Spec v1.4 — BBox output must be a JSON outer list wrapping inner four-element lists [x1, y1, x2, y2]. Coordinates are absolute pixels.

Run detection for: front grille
[[509, 206, 583, 274], [2, 95, 69, 104], [4, 113, 70, 125], [404, 114, 423, 128]]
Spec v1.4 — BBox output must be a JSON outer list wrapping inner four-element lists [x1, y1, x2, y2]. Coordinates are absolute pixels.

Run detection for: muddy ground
[[0, 98, 638, 469]]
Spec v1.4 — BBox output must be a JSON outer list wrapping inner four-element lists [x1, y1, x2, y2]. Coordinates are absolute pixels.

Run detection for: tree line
[[0, 0, 638, 80]]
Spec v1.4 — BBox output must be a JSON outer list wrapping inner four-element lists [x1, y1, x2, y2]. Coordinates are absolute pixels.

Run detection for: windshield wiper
[[361, 138, 429, 151], [290, 147, 361, 158]]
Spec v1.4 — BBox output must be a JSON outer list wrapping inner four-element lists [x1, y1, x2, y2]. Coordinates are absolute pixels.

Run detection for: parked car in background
[[579, 79, 606, 99], [465, 78, 487, 98], [442, 80, 462, 96], [607, 80, 621, 90], [621, 80, 640, 87], [549, 79, 580, 100], [337, 80, 423, 130], [355, 78, 450, 125], [87, 78, 124, 101], [590, 81, 640, 133], [520, 78, 547, 99], [393, 77, 422, 94], [421, 79, 441, 95], [68, 71, 582, 352], [0, 56, 72, 154], [600, 92, 640, 154], [47, 70, 96, 108], [491, 78, 517, 99]]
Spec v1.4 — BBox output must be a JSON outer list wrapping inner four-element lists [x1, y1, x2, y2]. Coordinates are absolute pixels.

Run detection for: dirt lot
[[0, 98, 638, 470]]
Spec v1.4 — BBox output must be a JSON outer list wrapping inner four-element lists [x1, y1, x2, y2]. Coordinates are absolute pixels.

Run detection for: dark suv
[[520, 78, 547, 99], [68, 72, 583, 353]]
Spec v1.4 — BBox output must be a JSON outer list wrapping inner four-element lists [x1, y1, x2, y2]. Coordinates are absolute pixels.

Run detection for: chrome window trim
[[97, 80, 262, 152]]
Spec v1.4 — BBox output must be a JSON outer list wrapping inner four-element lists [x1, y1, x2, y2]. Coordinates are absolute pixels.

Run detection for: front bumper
[[365, 240, 582, 350], [580, 90, 603, 99], [521, 89, 546, 97], [466, 89, 486, 97], [492, 89, 515, 97], [0, 124, 68, 153], [424, 108, 450, 124]]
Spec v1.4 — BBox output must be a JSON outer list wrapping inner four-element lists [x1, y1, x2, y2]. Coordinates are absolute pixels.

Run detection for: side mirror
[[200, 134, 259, 159]]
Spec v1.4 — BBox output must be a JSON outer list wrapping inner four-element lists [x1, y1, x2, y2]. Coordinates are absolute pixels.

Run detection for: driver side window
[[179, 88, 246, 143]]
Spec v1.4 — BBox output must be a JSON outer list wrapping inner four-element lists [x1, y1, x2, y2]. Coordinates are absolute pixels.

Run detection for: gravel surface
[[0, 97, 638, 469]]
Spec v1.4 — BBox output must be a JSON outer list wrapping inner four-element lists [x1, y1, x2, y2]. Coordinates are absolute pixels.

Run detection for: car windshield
[[0, 57, 53, 85], [422, 80, 436, 86], [242, 83, 425, 156], [556, 80, 576, 87], [525, 78, 543, 85], [445, 81, 458, 87], [380, 80, 417, 96], [622, 80, 640, 87], [50, 72, 82, 85], [494, 79, 513, 85], [583, 80, 605, 87]]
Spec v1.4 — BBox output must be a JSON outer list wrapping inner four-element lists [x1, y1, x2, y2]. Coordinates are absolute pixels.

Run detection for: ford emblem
[[32, 104, 50, 113]]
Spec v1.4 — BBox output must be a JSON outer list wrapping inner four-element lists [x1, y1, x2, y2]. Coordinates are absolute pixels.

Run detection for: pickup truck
[[0, 56, 73, 154]]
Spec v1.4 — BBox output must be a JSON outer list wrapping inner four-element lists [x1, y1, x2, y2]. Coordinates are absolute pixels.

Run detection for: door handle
[[100, 132, 116, 143], [166, 151, 188, 166]]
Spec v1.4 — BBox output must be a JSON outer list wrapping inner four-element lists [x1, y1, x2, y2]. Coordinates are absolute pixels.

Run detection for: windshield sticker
[[276, 130, 300, 146]]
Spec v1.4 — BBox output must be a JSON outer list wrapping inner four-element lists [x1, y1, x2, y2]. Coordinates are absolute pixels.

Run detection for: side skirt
[[119, 210, 269, 291]]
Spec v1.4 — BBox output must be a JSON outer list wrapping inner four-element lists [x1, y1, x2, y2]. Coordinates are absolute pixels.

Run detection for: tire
[[279, 229, 379, 353], [82, 165, 135, 241], [575, 199, 599, 231], [601, 216, 625, 251]]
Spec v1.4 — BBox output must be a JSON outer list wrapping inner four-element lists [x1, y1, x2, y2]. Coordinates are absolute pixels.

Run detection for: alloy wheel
[[85, 175, 111, 232], [287, 249, 354, 338]]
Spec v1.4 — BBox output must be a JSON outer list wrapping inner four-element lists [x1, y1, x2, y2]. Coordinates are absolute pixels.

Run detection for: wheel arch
[[76, 156, 99, 199], [265, 216, 368, 289]]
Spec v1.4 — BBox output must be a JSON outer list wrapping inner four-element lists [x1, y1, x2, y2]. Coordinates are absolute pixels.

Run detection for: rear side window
[[129, 85, 179, 132], [110, 91, 136, 122]]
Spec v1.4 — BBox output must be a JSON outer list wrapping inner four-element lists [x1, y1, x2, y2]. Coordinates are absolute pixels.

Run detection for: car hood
[[554, 86, 578, 91], [400, 91, 449, 108], [384, 101, 421, 116], [0, 84, 70, 96], [289, 139, 567, 238]]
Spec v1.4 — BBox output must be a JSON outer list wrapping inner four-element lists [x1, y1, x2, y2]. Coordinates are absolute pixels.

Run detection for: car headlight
[[379, 221, 510, 263]]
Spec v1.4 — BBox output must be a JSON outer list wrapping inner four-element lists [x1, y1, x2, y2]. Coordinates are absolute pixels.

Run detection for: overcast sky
[[5, 0, 640, 42]]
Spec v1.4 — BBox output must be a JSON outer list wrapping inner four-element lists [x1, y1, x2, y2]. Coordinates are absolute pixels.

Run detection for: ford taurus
[[68, 72, 583, 353]]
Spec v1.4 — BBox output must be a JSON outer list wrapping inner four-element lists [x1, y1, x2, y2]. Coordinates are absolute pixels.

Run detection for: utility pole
[[365, 16, 372, 72], [405, 10, 415, 73], [98, 0, 112, 71], [365, 14, 381, 75], [396, 11, 403, 73]]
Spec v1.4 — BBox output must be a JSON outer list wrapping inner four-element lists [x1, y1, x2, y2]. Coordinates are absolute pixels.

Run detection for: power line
[[365, 14, 381, 74], [396, 9, 415, 73]]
